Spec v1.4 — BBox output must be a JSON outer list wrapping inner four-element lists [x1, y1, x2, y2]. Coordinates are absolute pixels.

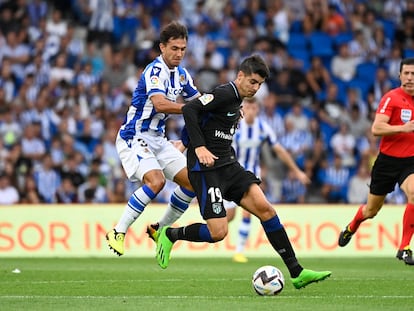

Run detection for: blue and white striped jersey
[[120, 55, 199, 141], [233, 117, 278, 177]]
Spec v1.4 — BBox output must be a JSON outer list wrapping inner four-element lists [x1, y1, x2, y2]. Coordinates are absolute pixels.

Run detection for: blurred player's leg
[[107, 184, 157, 256], [396, 203, 414, 265], [147, 186, 195, 242], [233, 211, 251, 263]]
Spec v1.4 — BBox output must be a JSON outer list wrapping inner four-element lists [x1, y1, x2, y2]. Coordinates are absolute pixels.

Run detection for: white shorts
[[223, 199, 238, 209], [116, 131, 186, 182]]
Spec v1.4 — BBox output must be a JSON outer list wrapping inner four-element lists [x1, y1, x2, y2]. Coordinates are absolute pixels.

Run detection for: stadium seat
[[289, 20, 303, 33], [379, 19, 396, 41], [308, 31, 334, 58], [287, 32, 308, 51], [333, 32, 354, 49], [348, 78, 372, 100], [404, 49, 414, 58], [355, 62, 377, 86], [288, 49, 310, 71]]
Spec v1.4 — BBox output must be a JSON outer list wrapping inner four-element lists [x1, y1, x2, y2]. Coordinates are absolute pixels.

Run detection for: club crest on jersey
[[212, 202, 222, 214], [179, 74, 186, 84], [401, 109, 412, 123], [199, 93, 214, 105]]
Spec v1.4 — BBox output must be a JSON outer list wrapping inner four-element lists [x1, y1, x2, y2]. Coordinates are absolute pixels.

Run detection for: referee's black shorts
[[188, 162, 261, 220], [370, 152, 414, 195]]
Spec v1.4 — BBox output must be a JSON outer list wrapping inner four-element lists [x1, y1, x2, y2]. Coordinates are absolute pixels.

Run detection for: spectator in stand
[[33, 154, 61, 203], [259, 92, 285, 138], [360, 8, 378, 43], [347, 162, 371, 204], [187, 20, 212, 70], [343, 104, 371, 141], [268, 0, 291, 44], [331, 43, 358, 82], [27, 0, 48, 27], [344, 87, 368, 117], [385, 46, 403, 83], [135, 11, 157, 52], [85, 0, 114, 47], [279, 118, 313, 169], [394, 4, 414, 50], [77, 171, 108, 203], [76, 61, 100, 89], [2, 28, 31, 82], [50, 135, 65, 167], [46, 8, 67, 38], [49, 53, 75, 84], [19, 174, 42, 203], [370, 66, 393, 104], [56, 176, 78, 203], [0, 106, 22, 149], [0, 59, 17, 104], [284, 101, 311, 132], [317, 83, 345, 132], [320, 153, 351, 203], [107, 178, 128, 203], [304, 0, 329, 32], [20, 122, 46, 168], [330, 122, 357, 168], [0, 171, 19, 204], [323, 3, 347, 36], [383, 0, 406, 25], [348, 28, 375, 64], [305, 56, 332, 100], [281, 169, 307, 203], [303, 117, 327, 185], [59, 154, 85, 188], [268, 68, 295, 115], [101, 47, 135, 90], [371, 24, 392, 65]]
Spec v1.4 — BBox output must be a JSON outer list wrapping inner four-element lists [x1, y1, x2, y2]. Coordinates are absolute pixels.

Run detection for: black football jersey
[[182, 81, 242, 171]]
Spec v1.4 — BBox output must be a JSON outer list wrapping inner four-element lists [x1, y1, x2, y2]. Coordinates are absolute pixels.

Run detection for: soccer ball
[[252, 265, 285, 296]]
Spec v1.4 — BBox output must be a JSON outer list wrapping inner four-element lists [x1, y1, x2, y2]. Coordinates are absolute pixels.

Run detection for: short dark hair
[[239, 54, 270, 79], [399, 57, 414, 72], [159, 21, 188, 44]]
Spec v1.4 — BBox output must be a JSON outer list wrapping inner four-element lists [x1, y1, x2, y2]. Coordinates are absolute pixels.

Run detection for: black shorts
[[188, 162, 261, 220], [370, 152, 414, 195]]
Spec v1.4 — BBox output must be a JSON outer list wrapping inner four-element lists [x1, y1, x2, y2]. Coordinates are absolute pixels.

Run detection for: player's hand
[[403, 120, 414, 132], [195, 146, 218, 167], [170, 140, 186, 152], [295, 171, 311, 185]]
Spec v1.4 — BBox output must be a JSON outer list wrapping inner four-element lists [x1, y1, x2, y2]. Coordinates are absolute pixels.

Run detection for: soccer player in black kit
[[155, 55, 331, 289]]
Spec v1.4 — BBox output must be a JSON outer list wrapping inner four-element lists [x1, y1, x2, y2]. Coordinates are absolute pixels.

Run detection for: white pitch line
[[0, 295, 413, 299]]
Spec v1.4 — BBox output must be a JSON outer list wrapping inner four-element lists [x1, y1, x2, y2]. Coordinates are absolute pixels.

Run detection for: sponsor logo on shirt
[[215, 130, 233, 140], [150, 76, 160, 86]]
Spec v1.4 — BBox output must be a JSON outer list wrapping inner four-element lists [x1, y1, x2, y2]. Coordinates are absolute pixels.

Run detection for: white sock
[[236, 216, 251, 253], [115, 185, 156, 233], [158, 186, 195, 227]]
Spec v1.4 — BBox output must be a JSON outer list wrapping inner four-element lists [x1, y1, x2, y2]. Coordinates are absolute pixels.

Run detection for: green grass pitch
[[1, 257, 413, 311]]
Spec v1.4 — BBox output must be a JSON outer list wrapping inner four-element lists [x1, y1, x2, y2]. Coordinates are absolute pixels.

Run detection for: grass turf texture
[[1, 257, 412, 311]]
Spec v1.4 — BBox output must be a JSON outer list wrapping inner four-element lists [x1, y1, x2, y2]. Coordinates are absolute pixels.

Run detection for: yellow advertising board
[[0, 204, 405, 257]]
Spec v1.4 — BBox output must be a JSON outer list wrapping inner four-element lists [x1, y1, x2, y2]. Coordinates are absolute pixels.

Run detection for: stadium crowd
[[0, 0, 412, 205]]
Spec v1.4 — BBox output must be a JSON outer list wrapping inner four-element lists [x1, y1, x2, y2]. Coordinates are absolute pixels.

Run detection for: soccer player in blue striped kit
[[106, 21, 200, 256], [225, 96, 311, 263], [154, 54, 331, 289]]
